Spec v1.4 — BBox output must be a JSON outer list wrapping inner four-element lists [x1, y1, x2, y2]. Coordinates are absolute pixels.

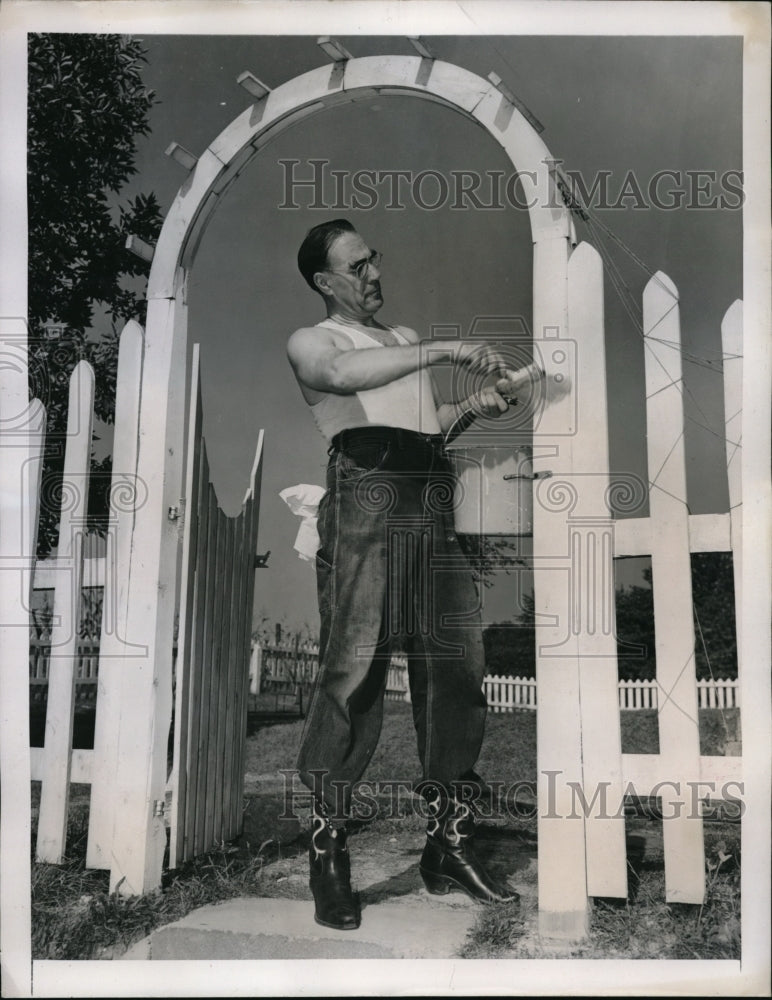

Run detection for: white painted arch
[[148, 55, 572, 299], [114, 53, 577, 910]]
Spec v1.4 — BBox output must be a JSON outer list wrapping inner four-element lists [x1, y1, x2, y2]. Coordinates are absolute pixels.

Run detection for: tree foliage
[[27, 34, 163, 555], [615, 579, 656, 679], [690, 551, 738, 679], [480, 553, 737, 681], [615, 553, 737, 680], [483, 591, 536, 678], [456, 533, 527, 591]]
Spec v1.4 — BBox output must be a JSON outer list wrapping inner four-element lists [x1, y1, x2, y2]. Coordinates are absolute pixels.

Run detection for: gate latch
[[503, 470, 553, 481]]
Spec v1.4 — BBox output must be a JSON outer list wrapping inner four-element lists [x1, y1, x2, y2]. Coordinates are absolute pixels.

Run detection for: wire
[[576, 199, 741, 374], [574, 184, 742, 724], [694, 601, 731, 739], [580, 207, 739, 453]]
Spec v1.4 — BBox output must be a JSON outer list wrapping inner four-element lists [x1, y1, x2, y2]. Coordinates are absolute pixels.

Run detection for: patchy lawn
[[30, 702, 741, 961]]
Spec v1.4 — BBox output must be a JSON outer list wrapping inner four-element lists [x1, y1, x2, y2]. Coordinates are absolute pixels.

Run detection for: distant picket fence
[[29, 638, 99, 684], [249, 641, 738, 712], [250, 639, 410, 702], [618, 677, 740, 710]]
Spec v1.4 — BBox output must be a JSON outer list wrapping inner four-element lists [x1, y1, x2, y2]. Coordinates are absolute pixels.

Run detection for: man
[[287, 219, 520, 931]]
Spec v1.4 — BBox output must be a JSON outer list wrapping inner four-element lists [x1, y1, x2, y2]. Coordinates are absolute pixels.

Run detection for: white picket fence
[[481, 674, 533, 711], [528, 245, 743, 933], [618, 677, 740, 710], [252, 640, 410, 702], [250, 642, 737, 713], [22, 324, 263, 895]]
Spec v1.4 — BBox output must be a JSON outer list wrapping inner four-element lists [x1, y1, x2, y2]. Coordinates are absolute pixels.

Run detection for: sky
[[118, 32, 743, 632]]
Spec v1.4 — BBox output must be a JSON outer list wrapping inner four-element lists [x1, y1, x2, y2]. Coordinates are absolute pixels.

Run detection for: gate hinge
[[153, 790, 173, 827], [168, 499, 185, 528]]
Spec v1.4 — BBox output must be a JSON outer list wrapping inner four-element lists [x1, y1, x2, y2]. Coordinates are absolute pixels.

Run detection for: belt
[[330, 425, 445, 455]]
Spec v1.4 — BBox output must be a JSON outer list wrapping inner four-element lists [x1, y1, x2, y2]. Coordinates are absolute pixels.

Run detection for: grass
[[246, 704, 738, 785], [31, 702, 741, 961], [30, 783, 276, 960], [459, 825, 741, 960], [246, 702, 537, 786]]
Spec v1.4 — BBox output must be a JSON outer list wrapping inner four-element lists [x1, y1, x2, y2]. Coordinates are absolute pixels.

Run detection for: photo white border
[[1, 2, 769, 997]]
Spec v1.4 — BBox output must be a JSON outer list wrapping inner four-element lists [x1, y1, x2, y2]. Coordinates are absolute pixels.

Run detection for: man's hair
[[297, 218, 356, 294]]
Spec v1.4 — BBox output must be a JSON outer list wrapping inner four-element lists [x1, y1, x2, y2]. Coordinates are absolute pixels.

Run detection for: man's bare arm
[[393, 326, 510, 433], [287, 325, 507, 396]]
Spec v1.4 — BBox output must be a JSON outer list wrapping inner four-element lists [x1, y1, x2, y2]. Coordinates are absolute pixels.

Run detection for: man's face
[[317, 231, 383, 319]]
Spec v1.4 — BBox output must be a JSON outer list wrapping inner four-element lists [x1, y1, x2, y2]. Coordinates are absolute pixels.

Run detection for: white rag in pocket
[[279, 483, 326, 562]]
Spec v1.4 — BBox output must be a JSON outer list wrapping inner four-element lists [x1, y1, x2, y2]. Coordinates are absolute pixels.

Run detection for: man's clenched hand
[[468, 388, 510, 418]]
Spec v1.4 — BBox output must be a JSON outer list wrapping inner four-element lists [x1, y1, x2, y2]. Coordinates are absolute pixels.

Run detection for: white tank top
[[308, 319, 442, 441]]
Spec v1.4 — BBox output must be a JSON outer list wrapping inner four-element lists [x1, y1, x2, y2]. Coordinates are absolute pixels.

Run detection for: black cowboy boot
[[308, 806, 360, 930], [419, 787, 519, 904]]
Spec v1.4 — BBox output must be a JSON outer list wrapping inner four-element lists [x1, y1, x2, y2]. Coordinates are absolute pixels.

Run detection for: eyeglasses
[[328, 249, 382, 281]]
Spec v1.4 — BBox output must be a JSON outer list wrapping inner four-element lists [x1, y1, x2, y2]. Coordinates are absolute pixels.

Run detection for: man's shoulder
[[289, 324, 318, 338], [390, 324, 420, 343], [287, 323, 341, 359], [289, 323, 332, 343]]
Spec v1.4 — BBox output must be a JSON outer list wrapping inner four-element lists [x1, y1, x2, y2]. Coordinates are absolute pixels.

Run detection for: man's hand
[[467, 388, 510, 418], [437, 385, 509, 436], [494, 362, 545, 401]]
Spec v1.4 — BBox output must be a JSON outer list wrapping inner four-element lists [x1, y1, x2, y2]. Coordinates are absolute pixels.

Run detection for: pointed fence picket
[[0, 315, 46, 979], [35, 361, 94, 864], [641, 272, 705, 901], [87, 320, 144, 870], [721, 301, 743, 672]]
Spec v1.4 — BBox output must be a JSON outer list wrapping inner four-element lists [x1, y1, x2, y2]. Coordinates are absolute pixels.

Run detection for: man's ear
[[313, 271, 331, 296]]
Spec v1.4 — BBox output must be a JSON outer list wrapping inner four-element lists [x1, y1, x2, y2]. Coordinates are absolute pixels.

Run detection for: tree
[[614, 553, 737, 680], [690, 551, 738, 679], [480, 552, 737, 682], [483, 591, 536, 678], [456, 533, 527, 591], [615, 580, 656, 680], [27, 34, 163, 555]]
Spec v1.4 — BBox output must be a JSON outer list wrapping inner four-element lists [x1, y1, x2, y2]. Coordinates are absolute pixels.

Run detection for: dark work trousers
[[296, 426, 488, 817]]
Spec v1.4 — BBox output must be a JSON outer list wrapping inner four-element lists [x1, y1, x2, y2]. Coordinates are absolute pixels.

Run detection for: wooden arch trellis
[[82, 42, 740, 940]]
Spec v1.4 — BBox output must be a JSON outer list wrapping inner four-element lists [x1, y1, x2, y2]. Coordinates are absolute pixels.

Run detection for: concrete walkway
[[119, 774, 537, 961], [124, 896, 479, 960], [122, 817, 536, 961]]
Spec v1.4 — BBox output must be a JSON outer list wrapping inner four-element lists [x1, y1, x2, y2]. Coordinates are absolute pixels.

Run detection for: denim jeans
[[296, 426, 488, 816]]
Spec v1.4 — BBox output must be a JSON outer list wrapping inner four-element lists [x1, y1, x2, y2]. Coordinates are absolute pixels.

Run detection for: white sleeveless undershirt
[[308, 319, 441, 441]]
